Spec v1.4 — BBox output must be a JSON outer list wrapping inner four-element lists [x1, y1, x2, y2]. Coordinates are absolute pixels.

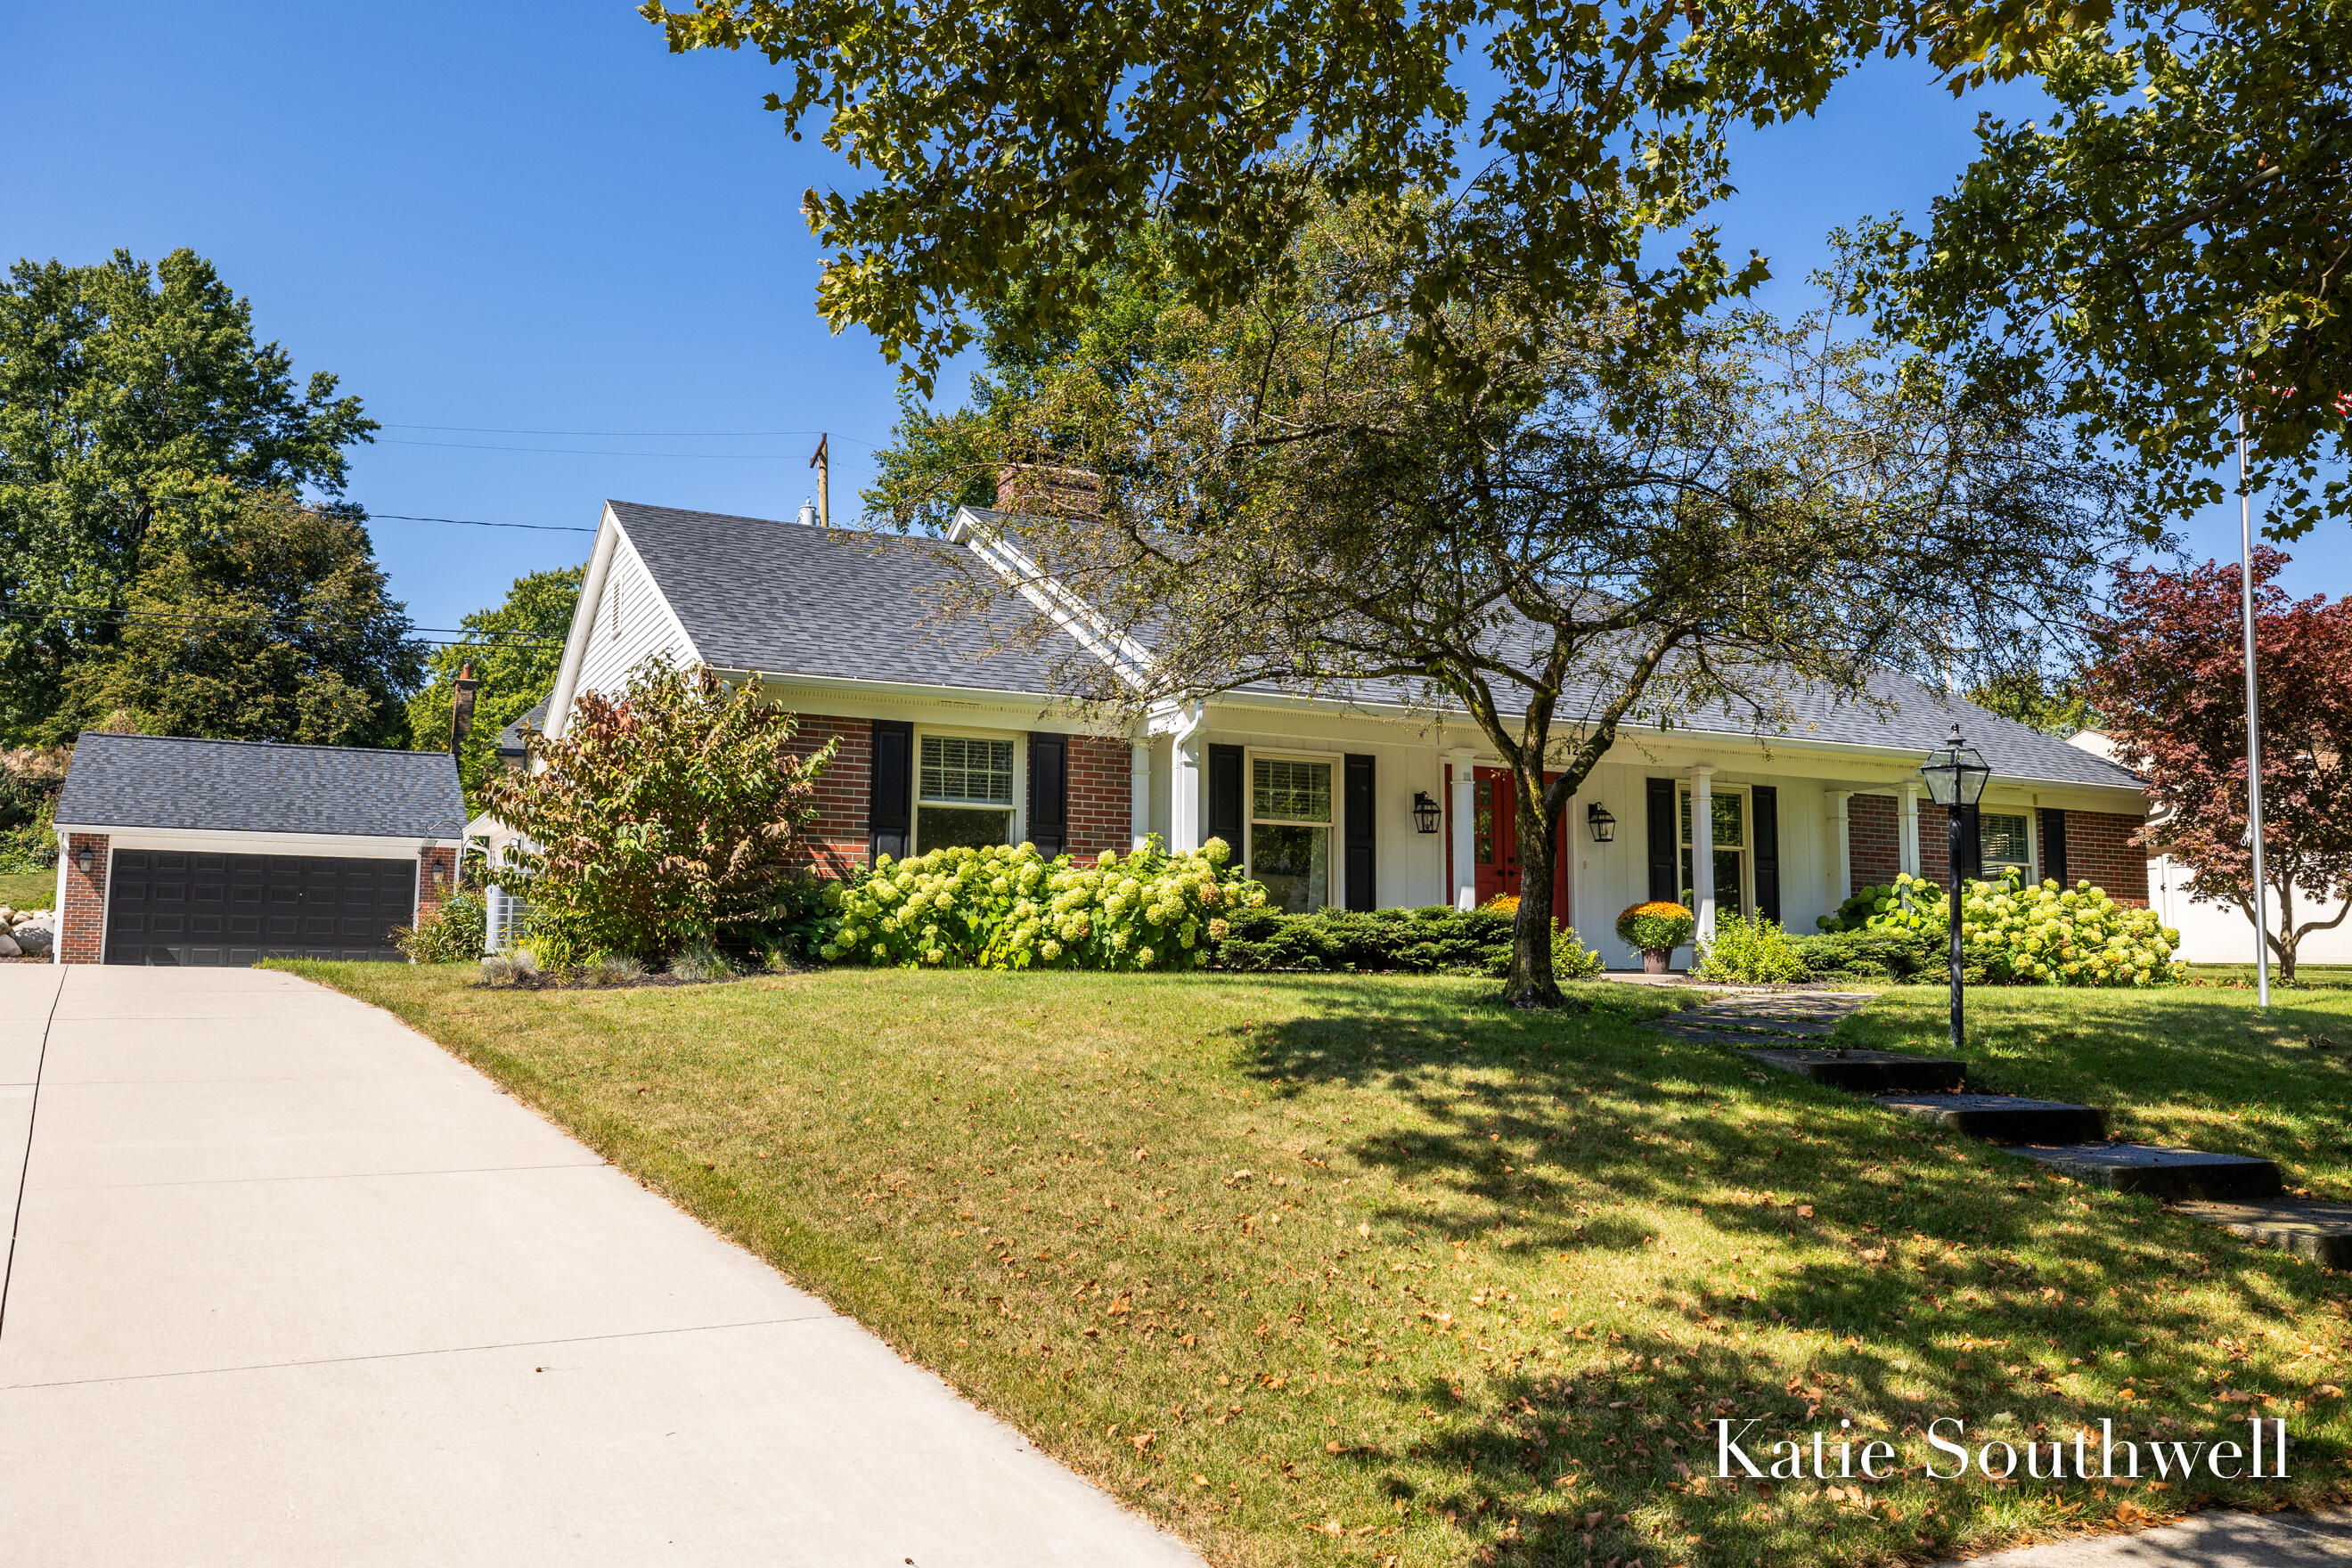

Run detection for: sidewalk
[[1943, 1507, 2352, 1566], [0, 965, 1201, 1567]]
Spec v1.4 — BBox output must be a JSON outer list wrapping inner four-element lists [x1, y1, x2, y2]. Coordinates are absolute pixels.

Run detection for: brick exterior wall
[[1848, 795, 1899, 893], [2062, 809, 2151, 905], [1917, 802, 1951, 888], [416, 846, 458, 925], [60, 832, 110, 965], [788, 714, 873, 878], [1064, 734, 1131, 861]]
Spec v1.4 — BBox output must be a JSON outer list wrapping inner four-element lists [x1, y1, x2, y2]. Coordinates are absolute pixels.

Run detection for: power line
[[381, 422, 878, 445], [368, 512, 595, 534], [380, 437, 862, 460], [0, 600, 566, 647]]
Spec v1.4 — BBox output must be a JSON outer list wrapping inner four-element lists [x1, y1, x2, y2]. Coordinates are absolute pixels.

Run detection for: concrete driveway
[[0, 965, 1201, 1567]]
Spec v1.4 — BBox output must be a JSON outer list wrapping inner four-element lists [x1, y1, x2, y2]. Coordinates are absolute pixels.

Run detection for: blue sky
[[6, 0, 2340, 636]]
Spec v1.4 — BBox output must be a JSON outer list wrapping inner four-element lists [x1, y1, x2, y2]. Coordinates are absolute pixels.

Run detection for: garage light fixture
[[76, 845, 93, 875]]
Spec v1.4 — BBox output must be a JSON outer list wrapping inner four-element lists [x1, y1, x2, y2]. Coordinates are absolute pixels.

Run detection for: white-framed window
[[1248, 753, 1333, 913], [915, 731, 1017, 852], [1980, 810, 2032, 874], [1679, 786, 1750, 917]]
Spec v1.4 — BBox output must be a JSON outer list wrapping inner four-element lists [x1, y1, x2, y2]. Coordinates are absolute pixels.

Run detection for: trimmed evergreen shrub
[[1210, 905, 1605, 978]]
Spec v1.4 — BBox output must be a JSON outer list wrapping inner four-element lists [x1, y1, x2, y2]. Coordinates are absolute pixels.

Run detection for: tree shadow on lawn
[[1221, 976, 2352, 1566]]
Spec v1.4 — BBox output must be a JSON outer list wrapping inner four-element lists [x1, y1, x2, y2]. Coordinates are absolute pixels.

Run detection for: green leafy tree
[[479, 657, 838, 965], [63, 492, 422, 747], [643, 0, 2272, 406], [406, 566, 584, 804], [1966, 668, 2097, 737], [1858, 2, 2352, 538], [0, 249, 375, 739], [937, 200, 2138, 1007]]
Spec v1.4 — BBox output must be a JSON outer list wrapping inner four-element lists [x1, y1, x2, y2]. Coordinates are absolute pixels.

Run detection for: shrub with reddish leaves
[[479, 657, 837, 965]]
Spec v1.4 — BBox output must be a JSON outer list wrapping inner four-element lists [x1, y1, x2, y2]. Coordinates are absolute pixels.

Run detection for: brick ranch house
[[50, 734, 466, 966], [527, 500, 2152, 968]]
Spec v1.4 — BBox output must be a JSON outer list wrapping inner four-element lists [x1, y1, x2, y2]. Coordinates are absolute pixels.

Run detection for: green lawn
[[0, 869, 53, 911], [287, 963, 2352, 1568]]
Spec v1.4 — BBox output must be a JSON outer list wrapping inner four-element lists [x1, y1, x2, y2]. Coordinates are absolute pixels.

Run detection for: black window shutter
[[2038, 807, 2068, 886], [1026, 733, 1069, 857], [1751, 785, 1781, 925], [869, 720, 912, 863], [1343, 753, 1376, 911], [1955, 803, 1985, 883], [1207, 744, 1245, 848], [1646, 778, 1678, 904]]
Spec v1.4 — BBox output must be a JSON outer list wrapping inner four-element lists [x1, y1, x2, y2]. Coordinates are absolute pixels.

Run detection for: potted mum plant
[[1616, 901, 1696, 975]]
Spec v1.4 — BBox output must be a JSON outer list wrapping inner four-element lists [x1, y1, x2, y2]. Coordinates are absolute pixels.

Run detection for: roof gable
[[605, 501, 1074, 696]]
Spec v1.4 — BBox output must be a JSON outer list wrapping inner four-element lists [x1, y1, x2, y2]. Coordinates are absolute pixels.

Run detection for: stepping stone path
[[1646, 989, 2352, 1270]]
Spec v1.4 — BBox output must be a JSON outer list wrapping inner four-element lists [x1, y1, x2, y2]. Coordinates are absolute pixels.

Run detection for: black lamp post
[[1918, 723, 1991, 1056]]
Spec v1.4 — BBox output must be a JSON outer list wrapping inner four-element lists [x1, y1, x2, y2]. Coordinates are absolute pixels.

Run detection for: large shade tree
[[1858, 1, 2352, 539], [647, 0, 2346, 557], [934, 203, 2141, 1006], [62, 492, 423, 748], [2087, 550, 2352, 981], [0, 249, 375, 740]]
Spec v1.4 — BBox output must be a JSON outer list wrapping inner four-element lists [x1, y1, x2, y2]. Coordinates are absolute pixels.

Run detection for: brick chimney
[[996, 463, 1103, 519], [450, 660, 479, 755]]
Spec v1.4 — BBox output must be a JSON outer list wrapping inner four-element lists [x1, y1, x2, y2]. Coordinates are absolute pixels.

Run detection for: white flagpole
[[2237, 403, 2272, 1008]]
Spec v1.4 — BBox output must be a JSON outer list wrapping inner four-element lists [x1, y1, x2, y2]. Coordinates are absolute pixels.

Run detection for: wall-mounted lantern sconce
[[1411, 791, 1442, 835], [76, 845, 94, 875], [1586, 803, 1617, 843]]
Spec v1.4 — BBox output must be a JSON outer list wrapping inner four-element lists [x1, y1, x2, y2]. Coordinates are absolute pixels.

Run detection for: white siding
[[574, 530, 697, 702]]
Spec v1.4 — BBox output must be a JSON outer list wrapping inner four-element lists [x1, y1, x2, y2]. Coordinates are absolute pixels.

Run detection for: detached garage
[[52, 733, 464, 966]]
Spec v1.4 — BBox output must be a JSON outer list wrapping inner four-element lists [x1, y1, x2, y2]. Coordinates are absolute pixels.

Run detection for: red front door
[[1467, 766, 1572, 921]]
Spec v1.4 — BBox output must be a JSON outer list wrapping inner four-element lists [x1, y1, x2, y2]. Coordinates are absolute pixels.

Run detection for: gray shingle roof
[[604, 501, 2142, 794], [608, 501, 1072, 696], [57, 734, 467, 839], [494, 699, 549, 758]]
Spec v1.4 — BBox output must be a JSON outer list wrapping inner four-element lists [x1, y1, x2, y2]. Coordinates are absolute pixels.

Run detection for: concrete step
[[1875, 1093, 2107, 1145], [1743, 1047, 1967, 1093], [2173, 1197, 2352, 1269], [2010, 1142, 2285, 1202]]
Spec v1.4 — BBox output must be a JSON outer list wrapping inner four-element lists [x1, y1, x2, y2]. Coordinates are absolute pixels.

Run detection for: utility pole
[[809, 433, 830, 527]]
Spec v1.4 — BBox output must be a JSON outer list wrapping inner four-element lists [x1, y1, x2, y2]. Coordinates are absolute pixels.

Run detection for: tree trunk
[[1503, 788, 1578, 1009]]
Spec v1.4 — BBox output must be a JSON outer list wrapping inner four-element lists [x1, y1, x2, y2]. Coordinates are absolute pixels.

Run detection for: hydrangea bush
[[821, 836, 1264, 970], [1819, 870, 2182, 986]]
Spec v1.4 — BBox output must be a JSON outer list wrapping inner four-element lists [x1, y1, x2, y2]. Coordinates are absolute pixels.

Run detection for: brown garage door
[[104, 850, 416, 965]]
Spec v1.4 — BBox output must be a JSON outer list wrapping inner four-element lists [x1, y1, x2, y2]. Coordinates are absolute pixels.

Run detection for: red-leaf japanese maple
[[2088, 550, 2352, 979]]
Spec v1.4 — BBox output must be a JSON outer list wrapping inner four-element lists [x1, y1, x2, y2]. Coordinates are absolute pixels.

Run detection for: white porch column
[[1686, 764, 1717, 943], [1828, 790, 1853, 903], [1445, 748, 1477, 911], [1899, 783, 1922, 878], [1169, 708, 1205, 853], [1130, 739, 1154, 851]]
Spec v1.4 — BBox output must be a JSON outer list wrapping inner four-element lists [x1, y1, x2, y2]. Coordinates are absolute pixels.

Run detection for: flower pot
[[1642, 949, 1671, 976]]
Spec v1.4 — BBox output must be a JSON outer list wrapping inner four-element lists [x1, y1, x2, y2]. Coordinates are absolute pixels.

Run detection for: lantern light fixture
[[1586, 803, 1617, 843], [1410, 791, 1442, 835], [76, 845, 94, 876], [1917, 723, 1994, 1057]]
